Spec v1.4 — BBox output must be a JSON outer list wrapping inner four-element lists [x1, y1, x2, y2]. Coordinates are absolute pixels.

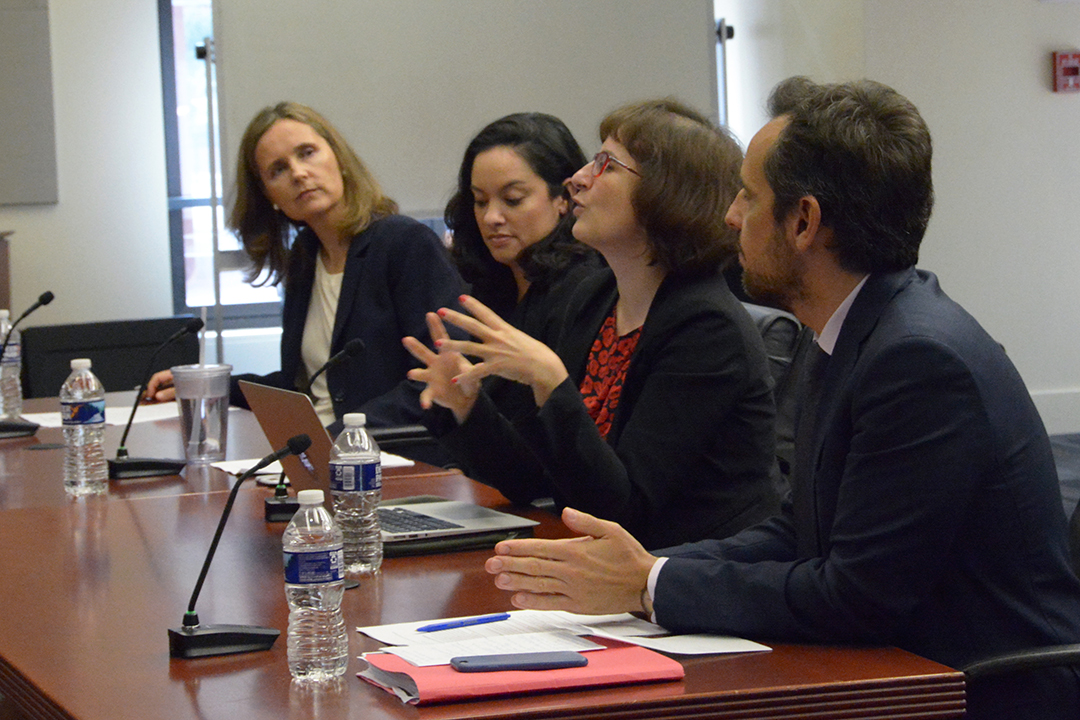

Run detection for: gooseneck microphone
[[108, 318, 204, 479], [304, 338, 365, 395], [169, 434, 311, 659], [0, 290, 55, 360], [0, 291, 55, 438]]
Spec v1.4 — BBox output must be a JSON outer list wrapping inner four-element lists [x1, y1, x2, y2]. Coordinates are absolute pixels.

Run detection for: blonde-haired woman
[[148, 102, 463, 431]]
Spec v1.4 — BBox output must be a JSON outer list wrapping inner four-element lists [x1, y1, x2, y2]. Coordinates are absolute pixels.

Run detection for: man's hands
[[485, 508, 658, 615]]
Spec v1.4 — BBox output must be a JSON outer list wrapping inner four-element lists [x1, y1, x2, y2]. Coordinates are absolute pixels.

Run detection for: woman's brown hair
[[599, 98, 742, 277]]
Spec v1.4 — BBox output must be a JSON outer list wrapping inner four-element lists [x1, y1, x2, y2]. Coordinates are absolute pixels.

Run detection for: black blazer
[[438, 268, 779, 549], [231, 215, 465, 428], [653, 269, 1080, 718]]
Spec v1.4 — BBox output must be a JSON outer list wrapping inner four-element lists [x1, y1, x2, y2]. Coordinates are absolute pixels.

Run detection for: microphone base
[[0, 418, 39, 439], [168, 623, 280, 658], [265, 495, 300, 522], [108, 456, 188, 479]]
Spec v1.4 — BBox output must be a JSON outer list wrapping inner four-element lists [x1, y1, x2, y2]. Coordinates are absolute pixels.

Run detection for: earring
[[272, 203, 280, 212]]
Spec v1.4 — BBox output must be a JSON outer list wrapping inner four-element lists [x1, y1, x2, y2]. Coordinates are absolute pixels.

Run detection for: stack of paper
[[355, 610, 770, 705]]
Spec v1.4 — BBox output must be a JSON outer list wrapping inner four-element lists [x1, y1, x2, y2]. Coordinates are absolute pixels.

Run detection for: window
[[159, 0, 281, 330]]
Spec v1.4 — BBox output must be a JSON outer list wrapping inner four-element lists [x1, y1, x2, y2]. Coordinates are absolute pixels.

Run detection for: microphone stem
[[117, 347, 168, 453], [184, 470, 252, 617], [117, 330, 192, 452], [183, 449, 288, 619]]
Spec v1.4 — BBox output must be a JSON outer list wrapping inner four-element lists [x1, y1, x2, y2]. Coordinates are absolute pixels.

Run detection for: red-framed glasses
[[592, 151, 641, 177]]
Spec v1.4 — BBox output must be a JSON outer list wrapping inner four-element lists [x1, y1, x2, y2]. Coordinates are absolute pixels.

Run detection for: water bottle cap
[[343, 413, 366, 427], [70, 358, 92, 370], [0, 310, 7, 319], [296, 489, 324, 505]]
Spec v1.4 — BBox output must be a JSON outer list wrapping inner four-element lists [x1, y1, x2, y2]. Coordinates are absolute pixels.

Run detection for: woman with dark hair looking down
[[446, 112, 600, 347]]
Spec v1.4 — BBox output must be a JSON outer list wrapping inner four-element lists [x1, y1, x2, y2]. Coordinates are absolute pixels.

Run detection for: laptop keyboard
[[377, 506, 464, 534]]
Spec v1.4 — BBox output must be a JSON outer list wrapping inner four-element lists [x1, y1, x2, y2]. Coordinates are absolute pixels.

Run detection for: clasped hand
[[402, 295, 568, 422], [484, 508, 658, 615]]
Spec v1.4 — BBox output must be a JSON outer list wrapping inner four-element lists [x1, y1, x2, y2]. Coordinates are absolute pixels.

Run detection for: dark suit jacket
[[231, 215, 465, 429], [653, 269, 1080, 718], [437, 269, 779, 549]]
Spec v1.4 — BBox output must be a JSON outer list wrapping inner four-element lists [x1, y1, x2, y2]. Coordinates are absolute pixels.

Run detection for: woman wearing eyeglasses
[[405, 100, 778, 549], [147, 102, 464, 432]]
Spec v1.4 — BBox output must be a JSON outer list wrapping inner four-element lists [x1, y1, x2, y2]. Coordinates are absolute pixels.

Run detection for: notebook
[[238, 381, 538, 549]]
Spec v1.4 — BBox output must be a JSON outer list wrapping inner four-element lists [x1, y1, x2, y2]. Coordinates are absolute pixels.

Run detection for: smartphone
[[450, 651, 589, 672]]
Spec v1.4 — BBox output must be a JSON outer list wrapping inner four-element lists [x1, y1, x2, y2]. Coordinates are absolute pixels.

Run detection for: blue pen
[[416, 612, 511, 633]]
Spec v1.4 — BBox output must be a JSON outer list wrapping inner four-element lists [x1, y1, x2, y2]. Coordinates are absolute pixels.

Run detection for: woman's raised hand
[[403, 311, 480, 424], [434, 295, 568, 408]]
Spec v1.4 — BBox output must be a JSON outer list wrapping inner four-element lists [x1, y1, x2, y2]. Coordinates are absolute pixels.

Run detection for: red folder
[[358, 638, 685, 705]]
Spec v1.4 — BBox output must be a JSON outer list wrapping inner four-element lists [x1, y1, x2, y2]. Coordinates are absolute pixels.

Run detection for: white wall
[[716, 0, 1080, 433], [865, 0, 1080, 433], [714, 0, 865, 146], [0, 0, 173, 326]]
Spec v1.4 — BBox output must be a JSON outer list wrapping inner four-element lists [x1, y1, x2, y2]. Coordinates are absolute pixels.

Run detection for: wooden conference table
[[0, 396, 965, 720]]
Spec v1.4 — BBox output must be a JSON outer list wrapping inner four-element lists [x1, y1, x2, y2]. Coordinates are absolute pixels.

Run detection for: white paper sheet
[[216, 451, 413, 479], [358, 609, 771, 664], [22, 401, 183, 428], [358, 610, 592, 647], [557, 611, 771, 655]]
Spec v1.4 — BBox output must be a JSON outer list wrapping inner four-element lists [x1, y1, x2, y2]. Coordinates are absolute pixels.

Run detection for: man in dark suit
[[484, 77, 1080, 718]]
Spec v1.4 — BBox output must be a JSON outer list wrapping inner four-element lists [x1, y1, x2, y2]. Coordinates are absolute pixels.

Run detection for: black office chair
[[741, 302, 813, 495], [21, 316, 200, 398], [961, 497, 1080, 685], [740, 301, 804, 387]]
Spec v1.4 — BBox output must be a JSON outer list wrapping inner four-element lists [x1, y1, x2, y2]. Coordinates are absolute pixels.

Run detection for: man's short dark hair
[[765, 77, 934, 274]]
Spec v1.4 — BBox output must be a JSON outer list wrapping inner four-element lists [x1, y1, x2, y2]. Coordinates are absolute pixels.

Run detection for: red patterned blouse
[[579, 310, 642, 439]]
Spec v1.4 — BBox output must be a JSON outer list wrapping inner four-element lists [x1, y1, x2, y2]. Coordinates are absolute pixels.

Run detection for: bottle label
[[283, 547, 345, 584], [61, 400, 106, 425], [329, 460, 381, 492], [1, 341, 18, 365]]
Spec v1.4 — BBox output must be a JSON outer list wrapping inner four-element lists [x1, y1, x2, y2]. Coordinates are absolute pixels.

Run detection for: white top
[[70, 358, 91, 370], [297, 489, 325, 505], [343, 412, 366, 427], [301, 253, 344, 426]]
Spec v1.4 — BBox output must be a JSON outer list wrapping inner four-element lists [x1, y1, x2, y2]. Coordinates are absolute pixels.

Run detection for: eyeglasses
[[592, 151, 641, 177]]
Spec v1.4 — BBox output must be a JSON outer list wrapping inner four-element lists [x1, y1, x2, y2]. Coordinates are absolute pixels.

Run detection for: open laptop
[[238, 381, 538, 551]]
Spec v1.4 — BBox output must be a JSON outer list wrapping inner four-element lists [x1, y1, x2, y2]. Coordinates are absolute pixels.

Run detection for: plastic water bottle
[[329, 413, 382, 576], [0, 310, 22, 418], [283, 489, 348, 681], [60, 358, 108, 496]]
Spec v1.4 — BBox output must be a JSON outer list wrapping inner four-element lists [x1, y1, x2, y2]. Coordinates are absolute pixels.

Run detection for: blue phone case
[[450, 651, 588, 672]]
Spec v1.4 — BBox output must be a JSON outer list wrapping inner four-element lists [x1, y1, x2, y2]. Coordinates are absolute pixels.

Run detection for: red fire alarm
[[1053, 51, 1080, 92]]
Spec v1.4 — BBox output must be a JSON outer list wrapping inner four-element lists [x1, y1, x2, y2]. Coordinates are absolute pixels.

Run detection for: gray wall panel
[[0, 0, 57, 206], [214, 0, 718, 215]]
